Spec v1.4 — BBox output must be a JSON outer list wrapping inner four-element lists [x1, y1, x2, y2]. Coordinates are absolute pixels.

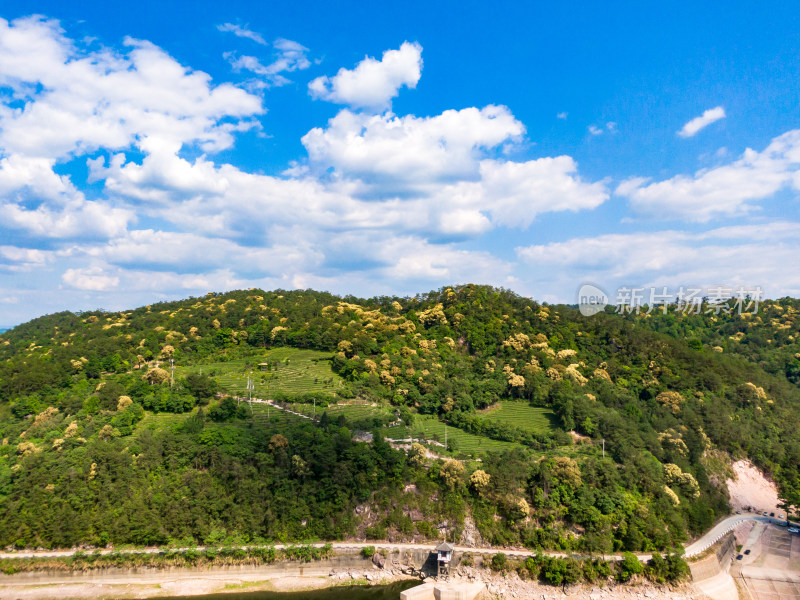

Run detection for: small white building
[[436, 541, 454, 578]]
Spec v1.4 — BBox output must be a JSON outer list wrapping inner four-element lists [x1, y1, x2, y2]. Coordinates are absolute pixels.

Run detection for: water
[[158, 581, 419, 600]]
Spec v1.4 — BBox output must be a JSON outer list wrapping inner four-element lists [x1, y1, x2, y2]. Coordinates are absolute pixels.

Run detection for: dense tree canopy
[[0, 285, 798, 551]]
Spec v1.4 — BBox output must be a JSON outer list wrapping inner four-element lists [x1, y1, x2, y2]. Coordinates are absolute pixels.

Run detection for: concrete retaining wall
[[0, 550, 378, 583], [689, 532, 736, 581], [0, 546, 445, 584]]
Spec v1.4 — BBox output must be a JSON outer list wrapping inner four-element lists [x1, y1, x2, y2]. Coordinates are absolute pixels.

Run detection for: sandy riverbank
[[0, 568, 713, 600]]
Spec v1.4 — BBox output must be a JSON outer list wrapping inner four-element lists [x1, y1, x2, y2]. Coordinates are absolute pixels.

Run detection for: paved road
[[684, 514, 792, 557]]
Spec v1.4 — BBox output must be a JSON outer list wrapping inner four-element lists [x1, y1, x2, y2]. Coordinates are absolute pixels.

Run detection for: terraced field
[[249, 402, 307, 425], [387, 414, 519, 456], [177, 347, 343, 398], [139, 410, 193, 430], [480, 401, 558, 433]]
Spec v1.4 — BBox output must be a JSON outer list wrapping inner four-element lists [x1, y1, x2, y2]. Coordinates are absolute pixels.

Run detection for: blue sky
[[0, 1, 799, 325]]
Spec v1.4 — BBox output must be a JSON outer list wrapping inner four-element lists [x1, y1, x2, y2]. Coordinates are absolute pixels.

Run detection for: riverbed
[[156, 581, 418, 600]]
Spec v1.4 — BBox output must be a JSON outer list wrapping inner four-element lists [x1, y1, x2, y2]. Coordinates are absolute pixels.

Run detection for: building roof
[[435, 541, 455, 552]]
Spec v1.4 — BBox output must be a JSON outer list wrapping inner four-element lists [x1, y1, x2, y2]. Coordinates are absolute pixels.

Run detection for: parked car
[[744, 549, 751, 555], [736, 554, 743, 560], [763, 511, 769, 516], [788, 527, 799, 534], [770, 512, 775, 517]]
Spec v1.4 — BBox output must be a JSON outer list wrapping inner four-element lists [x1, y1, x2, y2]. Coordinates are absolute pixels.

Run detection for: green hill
[[0, 285, 798, 553]]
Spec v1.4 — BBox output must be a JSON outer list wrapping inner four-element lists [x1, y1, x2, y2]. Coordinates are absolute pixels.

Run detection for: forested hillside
[[0, 285, 798, 552], [620, 297, 800, 388]]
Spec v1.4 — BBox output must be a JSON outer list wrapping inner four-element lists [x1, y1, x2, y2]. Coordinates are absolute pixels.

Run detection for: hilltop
[[0, 285, 797, 555]]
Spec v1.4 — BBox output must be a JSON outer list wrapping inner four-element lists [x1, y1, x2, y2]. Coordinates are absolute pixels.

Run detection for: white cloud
[[516, 222, 800, 301], [588, 125, 603, 136], [617, 129, 800, 221], [62, 266, 120, 291], [677, 106, 726, 138], [308, 41, 422, 110], [89, 151, 232, 205], [380, 238, 511, 282], [0, 16, 263, 160], [0, 15, 262, 241], [217, 23, 267, 45], [85, 99, 608, 261], [0, 199, 133, 239], [93, 229, 317, 277], [0, 246, 50, 271], [0, 155, 74, 199], [302, 105, 525, 187], [0, 21, 615, 323], [475, 157, 609, 227], [224, 38, 310, 88], [557, 112, 568, 120]]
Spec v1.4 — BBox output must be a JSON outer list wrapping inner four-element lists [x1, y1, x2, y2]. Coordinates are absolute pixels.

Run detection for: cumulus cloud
[[0, 20, 262, 159], [677, 106, 726, 138], [308, 41, 422, 110], [0, 21, 613, 324], [302, 105, 525, 187], [475, 157, 609, 227], [0, 15, 262, 245], [617, 129, 800, 221], [0, 200, 133, 240]]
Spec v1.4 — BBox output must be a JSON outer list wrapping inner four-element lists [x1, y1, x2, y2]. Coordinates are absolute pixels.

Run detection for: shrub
[[524, 556, 540, 579], [365, 525, 387, 540], [616, 552, 644, 582], [416, 521, 437, 538], [491, 552, 508, 571]]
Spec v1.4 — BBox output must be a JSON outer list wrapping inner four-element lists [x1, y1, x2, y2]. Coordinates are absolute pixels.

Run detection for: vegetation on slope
[[0, 285, 798, 553]]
